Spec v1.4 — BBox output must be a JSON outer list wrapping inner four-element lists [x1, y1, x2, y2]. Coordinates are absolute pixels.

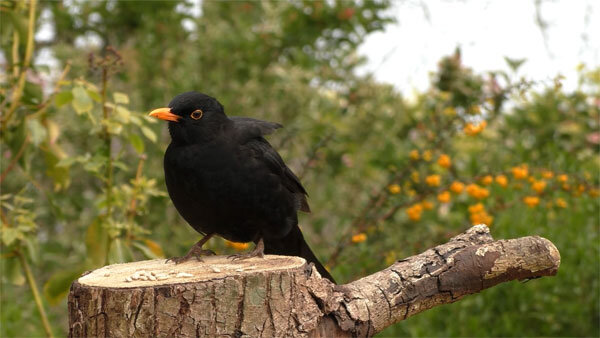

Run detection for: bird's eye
[[190, 109, 203, 120]]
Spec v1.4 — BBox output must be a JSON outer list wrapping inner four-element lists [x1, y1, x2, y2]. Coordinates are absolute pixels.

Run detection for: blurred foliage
[[1, 0, 598, 337]]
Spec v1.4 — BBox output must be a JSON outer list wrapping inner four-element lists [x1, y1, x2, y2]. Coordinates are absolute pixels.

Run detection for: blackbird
[[149, 91, 335, 282]]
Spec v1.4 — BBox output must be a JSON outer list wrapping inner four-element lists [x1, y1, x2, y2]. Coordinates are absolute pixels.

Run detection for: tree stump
[[68, 225, 561, 337]]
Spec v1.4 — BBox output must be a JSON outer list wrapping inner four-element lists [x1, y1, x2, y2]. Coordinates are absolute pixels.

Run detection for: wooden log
[[68, 225, 560, 337]]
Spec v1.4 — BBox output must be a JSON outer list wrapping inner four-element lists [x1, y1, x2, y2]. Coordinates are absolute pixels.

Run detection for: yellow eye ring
[[190, 109, 203, 120]]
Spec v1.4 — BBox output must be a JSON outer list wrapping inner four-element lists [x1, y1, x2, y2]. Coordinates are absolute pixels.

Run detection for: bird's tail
[[263, 225, 336, 283]]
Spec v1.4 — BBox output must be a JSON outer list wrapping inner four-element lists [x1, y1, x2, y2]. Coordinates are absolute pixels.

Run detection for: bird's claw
[[200, 249, 216, 256], [166, 249, 215, 264], [228, 238, 265, 261], [228, 250, 264, 261], [165, 256, 190, 264]]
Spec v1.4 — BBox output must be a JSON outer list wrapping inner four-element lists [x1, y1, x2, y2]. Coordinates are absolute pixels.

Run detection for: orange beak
[[148, 107, 180, 122]]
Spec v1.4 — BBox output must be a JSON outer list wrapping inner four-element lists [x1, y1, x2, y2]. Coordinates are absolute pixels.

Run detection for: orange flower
[[423, 150, 433, 162], [409, 150, 420, 160], [450, 181, 464, 194], [466, 184, 489, 200], [468, 203, 493, 225], [541, 170, 554, 179], [523, 196, 540, 208], [406, 204, 423, 221], [425, 174, 441, 187], [388, 184, 401, 194], [466, 183, 478, 196], [557, 174, 568, 183], [437, 154, 452, 169], [470, 210, 493, 226], [511, 165, 529, 179], [351, 233, 367, 244], [555, 198, 567, 208], [463, 120, 487, 136], [225, 241, 250, 251], [421, 200, 434, 210], [589, 189, 600, 198], [437, 191, 451, 203], [476, 188, 489, 199], [481, 175, 493, 185], [495, 175, 508, 187], [468, 203, 485, 214], [531, 180, 547, 194]]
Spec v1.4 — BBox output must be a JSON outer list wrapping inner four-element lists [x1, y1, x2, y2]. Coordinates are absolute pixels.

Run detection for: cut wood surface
[[77, 255, 305, 288], [68, 225, 560, 337]]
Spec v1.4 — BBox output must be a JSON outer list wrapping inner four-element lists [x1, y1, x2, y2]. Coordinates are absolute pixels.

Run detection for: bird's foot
[[166, 234, 216, 264], [228, 238, 264, 261], [166, 248, 215, 264], [228, 250, 264, 261]]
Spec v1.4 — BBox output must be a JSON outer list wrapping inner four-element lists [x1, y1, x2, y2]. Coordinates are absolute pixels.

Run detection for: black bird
[[149, 91, 335, 282]]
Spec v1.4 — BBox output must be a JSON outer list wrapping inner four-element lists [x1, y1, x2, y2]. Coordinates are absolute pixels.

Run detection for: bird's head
[[149, 91, 231, 144]]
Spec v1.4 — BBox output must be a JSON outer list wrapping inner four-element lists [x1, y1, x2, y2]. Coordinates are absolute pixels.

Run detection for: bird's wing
[[231, 117, 310, 213], [244, 137, 310, 212], [230, 116, 282, 139]]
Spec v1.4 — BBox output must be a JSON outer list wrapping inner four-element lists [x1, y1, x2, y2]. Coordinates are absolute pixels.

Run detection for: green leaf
[[87, 89, 102, 103], [3, 257, 25, 286], [112, 161, 129, 171], [85, 219, 108, 267], [54, 91, 73, 107], [115, 105, 131, 124], [43, 267, 86, 305], [7, 118, 27, 157], [113, 92, 130, 104], [109, 238, 125, 264], [24, 236, 39, 265], [83, 156, 105, 173], [46, 119, 62, 145], [72, 86, 93, 114], [504, 56, 526, 72], [144, 239, 165, 257], [140, 126, 157, 142], [128, 133, 145, 154], [106, 120, 123, 135], [7, 11, 28, 46], [1, 227, 21, 246], [132, 241, 164, 259], [23, 80, 43, 105], [108, 238, 132, 264], [43, 142, 71, 190], [129, 114, 142, 126], [35, 64, 51, 74], [26, 119, 48, 146], [55, 156, 78, 168]]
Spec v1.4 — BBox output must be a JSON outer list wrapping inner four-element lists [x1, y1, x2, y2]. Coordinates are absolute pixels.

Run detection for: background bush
[[1, 1, 598, 336]]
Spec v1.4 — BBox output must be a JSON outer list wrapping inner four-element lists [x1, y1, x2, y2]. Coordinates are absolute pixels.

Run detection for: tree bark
[[68, 225, 560, 337]]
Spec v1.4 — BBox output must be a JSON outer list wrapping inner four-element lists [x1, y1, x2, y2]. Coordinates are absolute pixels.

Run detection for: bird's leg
[[166, 233, 216, 264], [228, 237, 264, 261]]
